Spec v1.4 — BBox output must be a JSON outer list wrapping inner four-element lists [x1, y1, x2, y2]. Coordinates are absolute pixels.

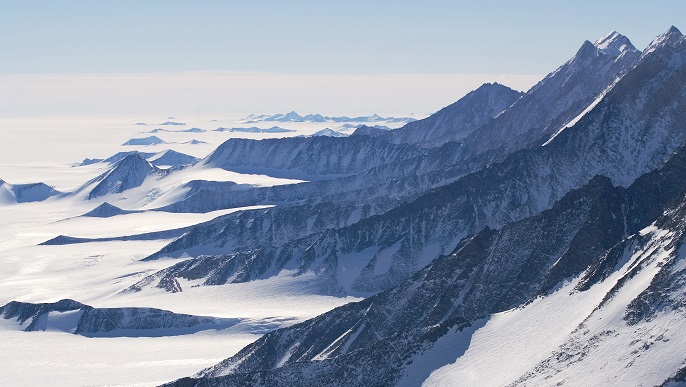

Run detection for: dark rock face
[[660, 363, 686, 387], [0, 299, 85, 331], [204, 135, 426, 178], [624, 185, 686, 326], [168, 136, 686, 387]]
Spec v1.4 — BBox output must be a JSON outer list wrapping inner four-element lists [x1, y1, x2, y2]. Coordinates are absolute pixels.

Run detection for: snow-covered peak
[[594, 31, 636, 56], [311, 128, 347, 137], [571, 32, 637, 62], [87, 153, 162, 199], [573, 32, 637, 61], [643, 26, 684, 56], [284, 111, 301, 118], [475, 82, 517, 93]]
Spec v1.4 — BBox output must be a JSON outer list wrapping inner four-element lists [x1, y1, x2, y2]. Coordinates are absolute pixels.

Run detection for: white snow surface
[[0, 115, 374, 386], [594, 31, 634, 56]]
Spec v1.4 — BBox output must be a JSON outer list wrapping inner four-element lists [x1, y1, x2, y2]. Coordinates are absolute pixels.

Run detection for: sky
[[0, 1, 684, 118]]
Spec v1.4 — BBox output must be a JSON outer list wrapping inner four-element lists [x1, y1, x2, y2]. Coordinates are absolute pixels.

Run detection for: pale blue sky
[[0, 1, 683, 118], [1, 1, 683, 75]]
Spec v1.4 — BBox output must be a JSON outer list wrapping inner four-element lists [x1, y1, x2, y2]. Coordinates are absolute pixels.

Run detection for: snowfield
[[0, 115, 390, 386]]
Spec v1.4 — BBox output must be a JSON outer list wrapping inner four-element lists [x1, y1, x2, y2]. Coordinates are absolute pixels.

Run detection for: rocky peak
[[643, 25, 684, 56], [88, 153, 161, 199]]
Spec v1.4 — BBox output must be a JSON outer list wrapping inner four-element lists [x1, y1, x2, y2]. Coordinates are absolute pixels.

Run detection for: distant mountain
[[332, 124, 391, 133], [78, 158, 104, 166], [121, 135, 166, 146], [214, 126, 296, 133], [87, 154, 167, 199], [81, 202, 135, 218], [0, 299, 238, 337], [147, 127, 205, 133], [147, 149, 199, 168], [159, 121, 185, 126], [0, 179, 61, 204], [311, 128, 348, 137], [77, 151, 155, 166], [184, 139, 207, 144], [102, 151, 156, 164], [303, 113, 327, 122], [77, 150, 196, 169], [268, 111, 306, 122], [241, 111, 418, 124]]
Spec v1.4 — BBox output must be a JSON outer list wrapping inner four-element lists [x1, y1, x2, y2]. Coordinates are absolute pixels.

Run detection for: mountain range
[[4, 27, 686, 386], [159, 27, 686, 386], [241, 112, 418, 124]]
